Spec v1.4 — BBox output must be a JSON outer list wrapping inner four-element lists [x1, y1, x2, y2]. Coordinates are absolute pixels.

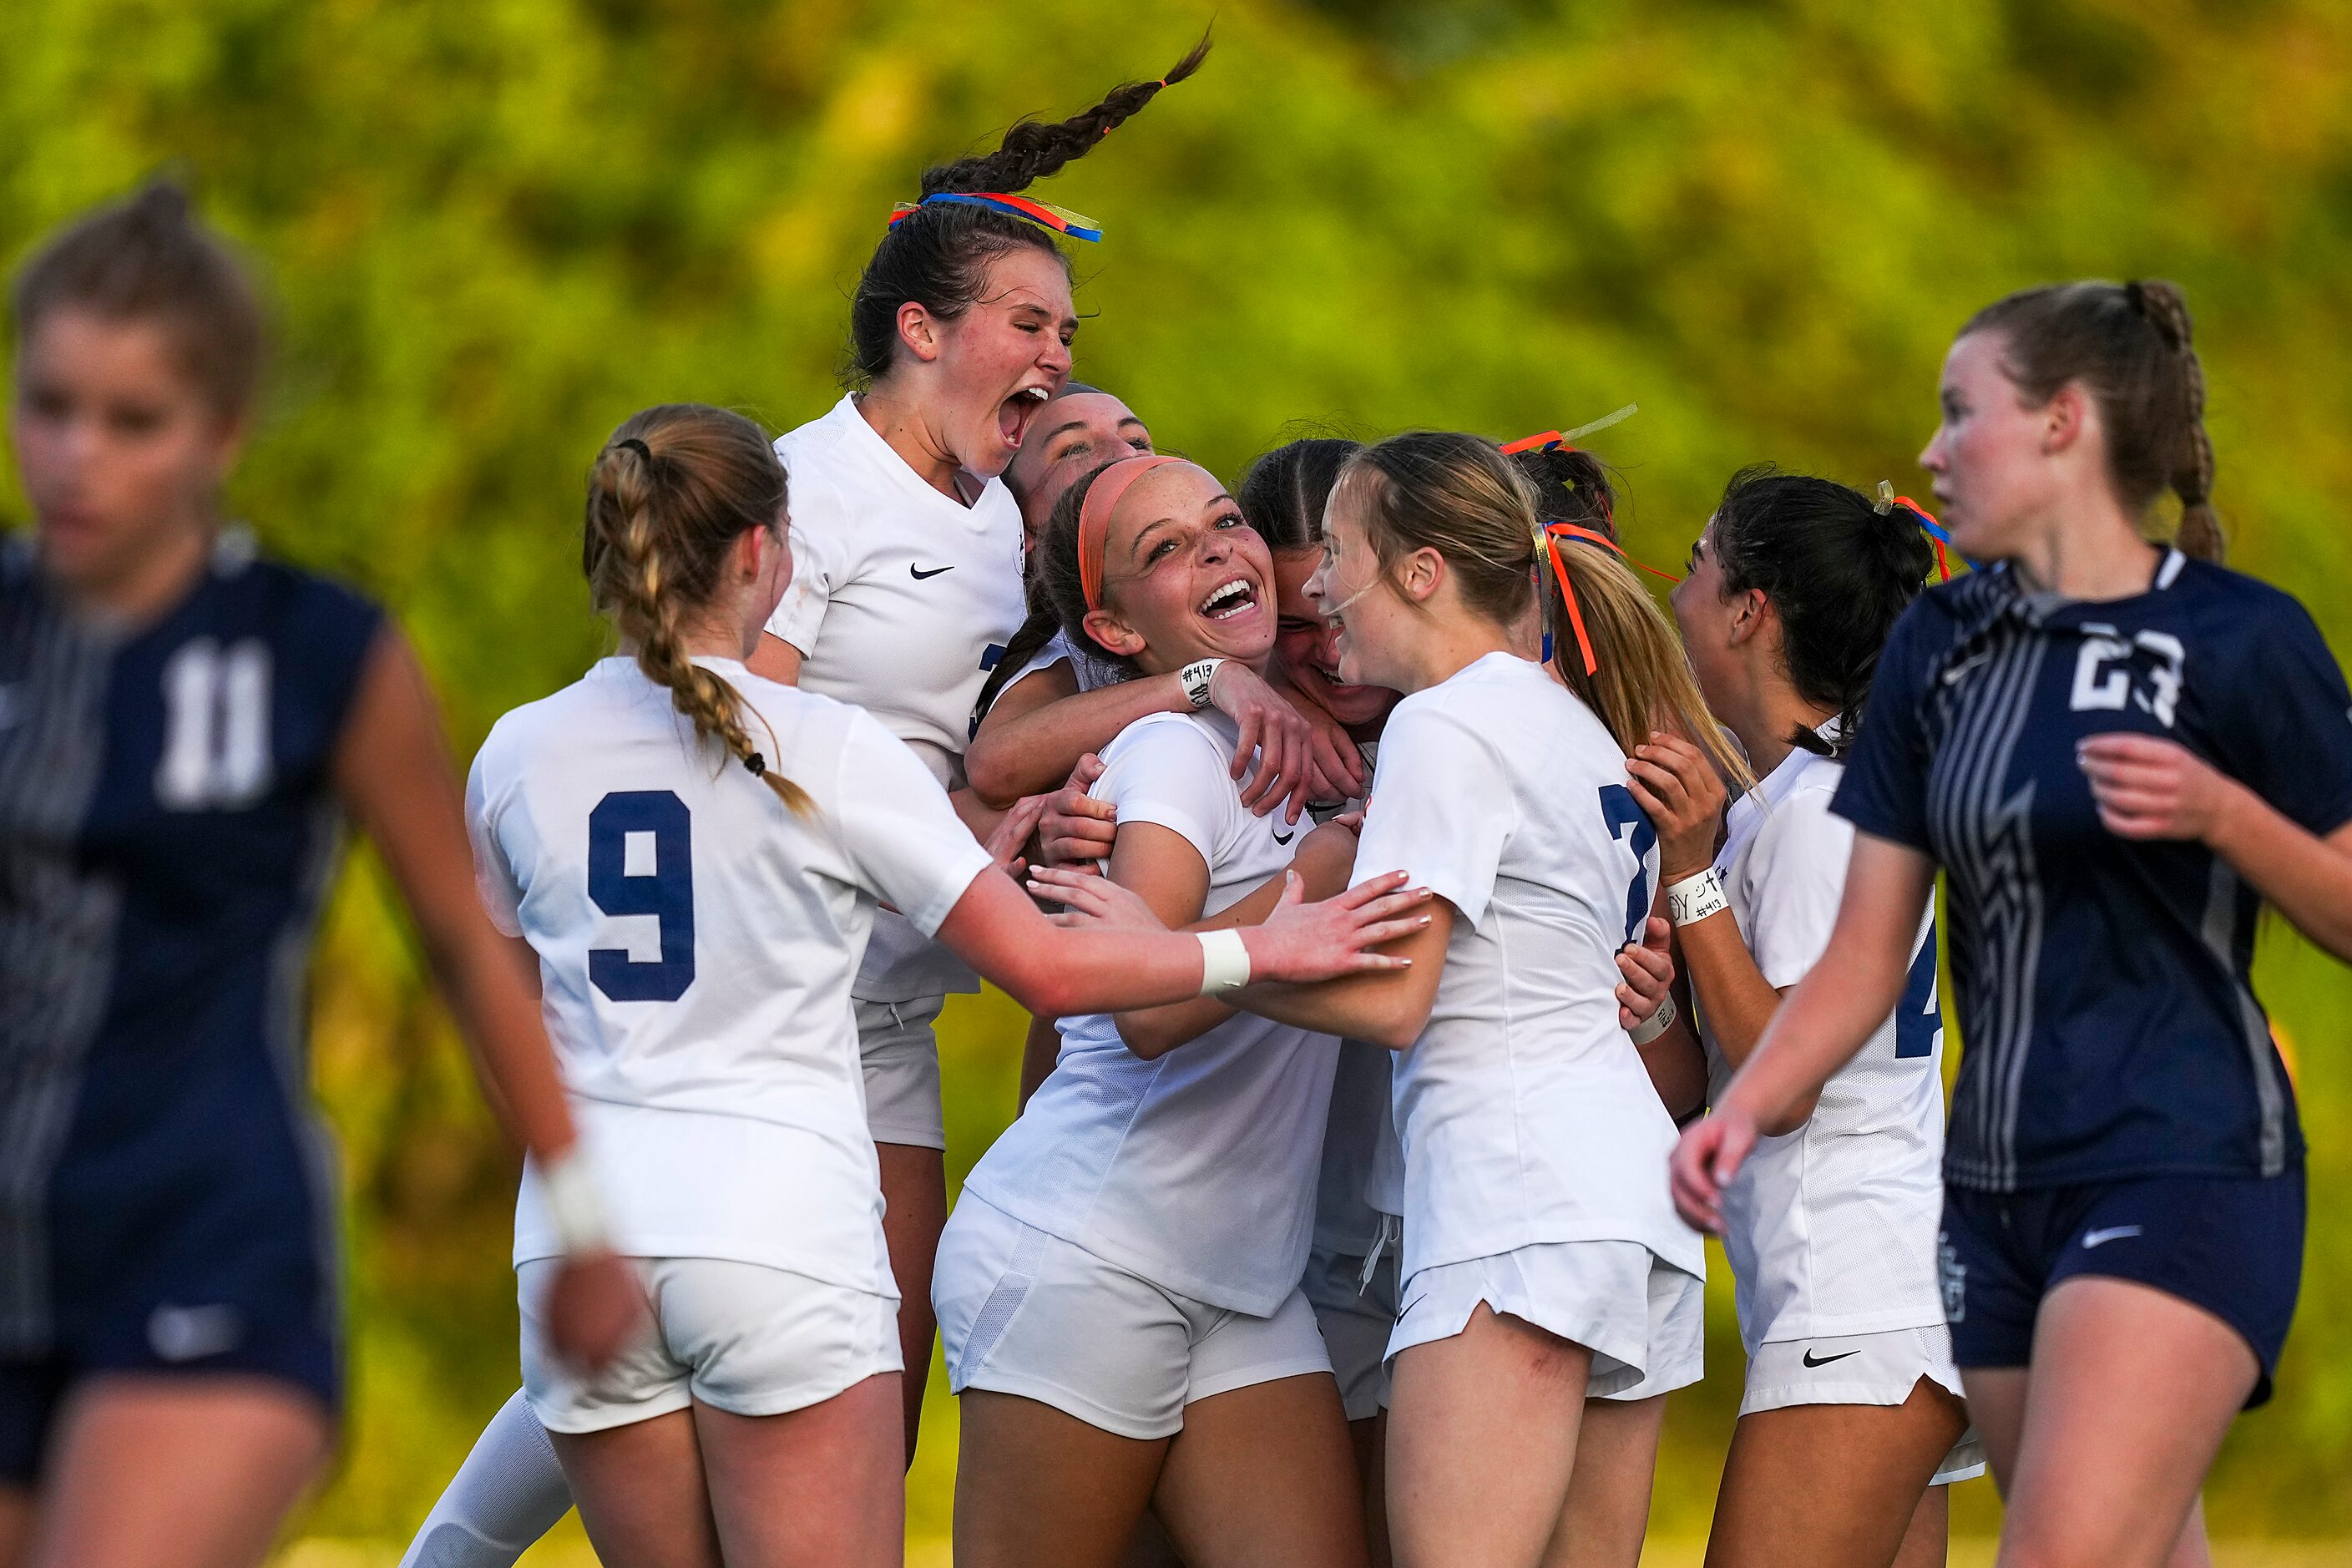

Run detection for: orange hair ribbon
[[1078, 455, 1186, 611]]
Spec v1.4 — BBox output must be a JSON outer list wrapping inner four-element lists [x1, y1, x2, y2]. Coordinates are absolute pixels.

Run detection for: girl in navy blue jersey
[[1672, 281, 2352, 1568], [0, 186, 640, 1568]]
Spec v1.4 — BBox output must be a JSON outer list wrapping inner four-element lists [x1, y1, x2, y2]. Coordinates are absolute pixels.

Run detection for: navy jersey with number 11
[[1834, 550, 2352, 1193]]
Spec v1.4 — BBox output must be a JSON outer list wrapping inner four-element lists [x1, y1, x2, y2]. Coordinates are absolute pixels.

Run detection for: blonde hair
[[582, 404, 812, 817], [1544, 541, 1753, 792]]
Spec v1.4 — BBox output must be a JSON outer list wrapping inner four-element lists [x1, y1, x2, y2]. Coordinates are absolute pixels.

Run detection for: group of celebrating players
[[6, 38, 2351, 1568]]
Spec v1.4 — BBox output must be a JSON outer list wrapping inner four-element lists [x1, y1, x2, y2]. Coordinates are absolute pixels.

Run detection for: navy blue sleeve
[[2218, 590, 2352, 838], [1830, 594, 1940, 853]]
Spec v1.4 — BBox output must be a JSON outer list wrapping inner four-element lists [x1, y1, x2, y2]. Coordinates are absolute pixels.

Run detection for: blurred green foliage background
[[7, 0, 2351, 1553]]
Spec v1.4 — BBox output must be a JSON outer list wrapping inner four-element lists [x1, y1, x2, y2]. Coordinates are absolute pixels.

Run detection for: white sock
[[399, 1389, 575, 1568]]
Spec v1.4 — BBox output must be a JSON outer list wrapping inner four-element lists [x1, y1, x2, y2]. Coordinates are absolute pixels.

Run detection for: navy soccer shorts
[[1938, 1170, 2304, 1409]]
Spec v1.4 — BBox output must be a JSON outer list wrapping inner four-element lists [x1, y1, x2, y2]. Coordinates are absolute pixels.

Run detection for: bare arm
[[935, 862, 1426, 1020], [1109, 822, 1365, 1058], [332, 627, 640, 1364], [2080, 733, 2352, 963], [1233, 901, 1454, 1050], [1670, 835, 1933, 1232]]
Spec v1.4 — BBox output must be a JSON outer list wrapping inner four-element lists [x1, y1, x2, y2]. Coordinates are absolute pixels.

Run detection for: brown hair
[[1962, 279, 2222, 561], [847, 36, 1208, 385], [10, 180, 266, 421], [582, 404, 812, 816], [1543, 539, 1751, 791], [1338, 431, 1745, 785]]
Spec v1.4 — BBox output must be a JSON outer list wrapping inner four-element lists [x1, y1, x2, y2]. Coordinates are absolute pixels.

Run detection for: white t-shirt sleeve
[[832, 709, 997, 937], [766, 469, 845, 657], [1741, 784, 1854, 990], [1093, 717, 1237, 870], [1352, 705, 1512, 924], [463, 739, 525, 938]]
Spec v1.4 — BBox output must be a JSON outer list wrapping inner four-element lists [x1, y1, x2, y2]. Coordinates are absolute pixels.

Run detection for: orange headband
[[1077, 455, 1186, 612]]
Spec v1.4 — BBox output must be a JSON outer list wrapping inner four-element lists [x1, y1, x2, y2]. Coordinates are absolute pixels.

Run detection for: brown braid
[[918, 35, 1211, 198], [2128, 281, 2223, 562], [583, 406, 813, 817]]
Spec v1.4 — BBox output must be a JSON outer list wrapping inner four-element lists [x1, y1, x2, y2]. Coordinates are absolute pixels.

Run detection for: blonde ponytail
[[583, 408, 813, 817], [1544, 542, 1753, 793]]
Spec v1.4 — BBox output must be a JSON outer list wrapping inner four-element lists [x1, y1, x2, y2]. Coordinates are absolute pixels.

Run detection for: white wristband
[[536, 1145, 611, 1257], [1666, 867, 1730, 928], [1630, 994, 1677, 1046], [1196, 928, 1252, 997], [1178, 658, 1225, 711]]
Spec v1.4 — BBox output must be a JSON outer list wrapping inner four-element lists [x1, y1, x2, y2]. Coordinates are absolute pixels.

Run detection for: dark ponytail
[[1707, 466, 1936, 756], [846, 36, 1209, 386], [1510, 445, 1621, 542], [1962, 278, 2223, 562]]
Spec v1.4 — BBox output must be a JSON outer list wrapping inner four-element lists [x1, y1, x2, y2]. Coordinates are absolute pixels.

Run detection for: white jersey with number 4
[[766, 394, 1028, 1003], [1699, 731, 1948, 1352], [466, 656, 994, 1296]]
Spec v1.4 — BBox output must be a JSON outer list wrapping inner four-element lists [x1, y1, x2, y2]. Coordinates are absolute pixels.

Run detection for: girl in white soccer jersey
[[937, 455, 1393, 1568], [1626, 468, 1980, 1568], [737, 43, 1325, 1456], [463, 406, 1424, 1568], [1145, 432, 1716, 1568]]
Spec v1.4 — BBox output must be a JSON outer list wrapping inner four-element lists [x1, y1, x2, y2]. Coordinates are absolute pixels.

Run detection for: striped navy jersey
[[1834, 549, 2352, 1194], [0, 534, 382, 1355]]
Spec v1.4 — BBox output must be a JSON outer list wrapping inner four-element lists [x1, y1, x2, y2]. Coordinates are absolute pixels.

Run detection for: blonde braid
[[590, 435, 815, 817]]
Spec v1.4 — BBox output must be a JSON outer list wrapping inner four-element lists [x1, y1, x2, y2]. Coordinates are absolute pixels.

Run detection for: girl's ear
[[1081, 608, 1147, 660], [897, 301, 943, 364], [1393, 545, 1445, 605], [1724, 587, 1769, 648], [2043, 379, 2090, 455]]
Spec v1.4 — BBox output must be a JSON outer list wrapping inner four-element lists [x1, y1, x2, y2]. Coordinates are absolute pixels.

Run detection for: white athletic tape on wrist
[[536, 1146, 611, 1257], [1666, 867, 1730, 928], [1196, 928, 1252, 997], [1630, 994, 1677, 1046]]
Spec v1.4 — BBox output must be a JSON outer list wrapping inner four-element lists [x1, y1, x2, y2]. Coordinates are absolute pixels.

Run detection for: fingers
[[1332, 868, 1415, 908], [1352, 914, 1435, 947], [1279, 721, 1313, 824], [1333, 810, 1366, 832], [1625, 756, 1694, 817], [1067, 752, 1105, 789], [1343, 951, 1417, 972], [1351, 887, 1434, 923], [1617, 941, 1672, 985], [1642, 914, 1672, 952], [1669, 1130, 1727, 1234], [1232, 706, 1267, 791]]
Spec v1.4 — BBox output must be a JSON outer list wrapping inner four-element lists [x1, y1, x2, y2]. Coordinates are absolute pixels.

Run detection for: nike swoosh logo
[[1273, 827, 1296, 845], [2081, 1225, 2142, 1249], [910, 564, 954, 580], [1802, 1348, 1860, 1368]]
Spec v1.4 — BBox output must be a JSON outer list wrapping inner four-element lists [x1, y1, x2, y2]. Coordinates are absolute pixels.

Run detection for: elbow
[[1115, 1016, 1180, 1060], [1758, 1090, 1820, 1139], [963, 745, 1024, 812], [995, 953, 1076, 1019], [1363, 1006, 1429, 1053]]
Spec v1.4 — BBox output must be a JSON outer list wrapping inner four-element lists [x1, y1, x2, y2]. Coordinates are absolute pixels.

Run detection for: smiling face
[[1006, 390, 1151, 544], [1920, 329, 2066, 564], [11, 307, 241, 598], [918, 245, 1077, 479], [1084, 463, 1276, 677], [1272, 546, 1399, 731]]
